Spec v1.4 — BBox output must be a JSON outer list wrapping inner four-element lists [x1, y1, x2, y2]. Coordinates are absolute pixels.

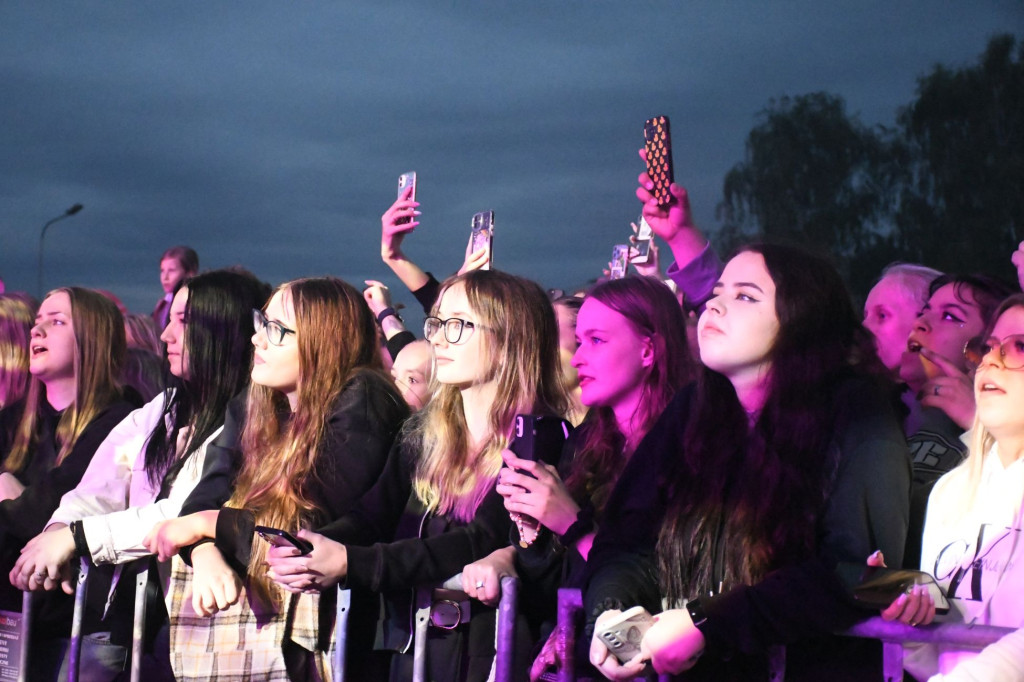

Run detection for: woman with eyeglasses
[[262, 269, 569, 682], [144, 276, 408, 681], [12, 270, 268, 680], [886, 293, 1024, 681]]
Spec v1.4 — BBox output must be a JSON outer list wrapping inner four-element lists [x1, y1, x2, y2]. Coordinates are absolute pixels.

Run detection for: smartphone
[[596, 606, 654, 664], [610, 244, 630, 280], [643, 116, 674, 205], [470, 211, 494, 270], [631, 216, 654, 265], [510, 414, 572, 468], [836, 562, 950, 614], [396, 171, 417, 225], [254, 525, 314, 555]]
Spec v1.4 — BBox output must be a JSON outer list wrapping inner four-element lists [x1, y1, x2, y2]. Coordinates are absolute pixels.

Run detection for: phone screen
[[470, 211, 494, 270]]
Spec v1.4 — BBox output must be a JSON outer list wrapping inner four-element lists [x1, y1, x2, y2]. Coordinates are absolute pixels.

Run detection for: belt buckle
[[430, 599, 463, 630]]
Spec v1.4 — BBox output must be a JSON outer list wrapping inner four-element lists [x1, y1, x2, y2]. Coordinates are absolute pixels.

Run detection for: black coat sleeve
[[0, 399, 137, 543], [213, 372, 409, 573], [178, 392, 246, 517]]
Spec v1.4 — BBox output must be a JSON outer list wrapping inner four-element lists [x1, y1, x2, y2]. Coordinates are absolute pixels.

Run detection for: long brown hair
[[413, 270, 569, 522], [6, 288, 126, 473], [564, 276, 693, 517], [227, 277, 385, 598]]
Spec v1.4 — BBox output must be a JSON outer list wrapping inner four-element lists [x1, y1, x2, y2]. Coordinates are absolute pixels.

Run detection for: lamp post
[[37, 203, 83, 296]]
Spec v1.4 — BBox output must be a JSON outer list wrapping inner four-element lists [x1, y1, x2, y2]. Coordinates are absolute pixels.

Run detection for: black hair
[[143, 269, 271, 487], [656, 243, 890, 604]]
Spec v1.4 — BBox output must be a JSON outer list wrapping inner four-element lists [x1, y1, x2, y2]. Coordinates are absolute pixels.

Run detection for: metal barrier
[[843, 617, 1016, 682], [409, 573, 520, 682], [554, 587, 1018, 682], [333, 587, 351, 682]]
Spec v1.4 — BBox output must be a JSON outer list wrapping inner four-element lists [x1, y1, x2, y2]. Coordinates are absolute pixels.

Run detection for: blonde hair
[[413, 270, 569, 522], [949, 294, 1024, 518], [6, 288, 125, 473], [0, 296, 34, 408], [227, 277, 385, 601]]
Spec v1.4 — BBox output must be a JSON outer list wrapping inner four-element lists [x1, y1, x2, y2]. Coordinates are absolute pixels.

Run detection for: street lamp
[[37, 203, 84, 296]]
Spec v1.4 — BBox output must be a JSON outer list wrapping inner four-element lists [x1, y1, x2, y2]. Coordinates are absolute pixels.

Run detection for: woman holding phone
[[262, 269, 568, 682], [145, 276, 408, 681], [585, 245, 911, 681]]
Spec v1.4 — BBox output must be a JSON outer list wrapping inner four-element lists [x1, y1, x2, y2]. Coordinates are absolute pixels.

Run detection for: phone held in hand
[[643, 115, 674, 205], [470, 211, 494, 270], [596, 605, 654, 664], [509, 414, 572, 469], [836, 562, 950, 614], [254, 525, 314, 555], [396, 171, 417, 225], [631, 215, 654, 265], [610, 244, 630, 280]]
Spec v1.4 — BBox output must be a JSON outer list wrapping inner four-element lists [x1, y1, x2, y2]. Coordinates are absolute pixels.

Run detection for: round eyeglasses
[[964, 334, 1024, 371], [253, 309, 296, 347], [423, 316, 488, 344]]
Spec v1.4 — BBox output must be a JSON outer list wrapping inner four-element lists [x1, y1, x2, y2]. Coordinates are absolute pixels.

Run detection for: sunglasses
[[964, 334, 1024, 371]]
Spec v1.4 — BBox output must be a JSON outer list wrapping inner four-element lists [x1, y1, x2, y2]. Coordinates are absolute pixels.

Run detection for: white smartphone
[[595, 605, 654, 664], [631, 216, 654, 265]]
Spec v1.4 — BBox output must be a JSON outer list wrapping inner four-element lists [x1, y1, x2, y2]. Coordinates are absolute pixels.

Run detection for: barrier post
[[333, 588, 351, 682], [494, 576, 519, 682], [67, 558, 90, 682]]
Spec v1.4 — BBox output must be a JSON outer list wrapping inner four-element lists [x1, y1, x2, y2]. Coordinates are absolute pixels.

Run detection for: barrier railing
[[553, 588, 1016, 682]]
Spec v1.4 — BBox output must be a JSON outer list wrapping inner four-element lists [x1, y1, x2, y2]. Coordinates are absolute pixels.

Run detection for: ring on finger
[[475, 580, 485, 589], [933, 386, 940, 397]]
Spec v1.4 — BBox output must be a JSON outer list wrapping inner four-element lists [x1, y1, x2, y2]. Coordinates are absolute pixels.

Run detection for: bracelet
[[376, 307, 400, 325], [69, 520, 91, 559], [559, 508, 595, 549]]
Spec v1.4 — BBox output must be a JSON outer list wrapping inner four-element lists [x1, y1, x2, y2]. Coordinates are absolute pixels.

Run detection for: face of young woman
[[251, 290, 301, 408], [427, 282, 491, 390], [974, 305, 1024, 439], [29, 291, 76, 385], [554, 302, 580, 390], [697, 250, 780, 386], [864, 274, 922, 373], [159, 287, 190, 379], [160, 258, 188, 295], [900, 283, 986, 390], [572, 298, 652, 411]]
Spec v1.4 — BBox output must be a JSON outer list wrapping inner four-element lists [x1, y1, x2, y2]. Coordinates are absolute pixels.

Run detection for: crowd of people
[[1, 147, 1023, 682]]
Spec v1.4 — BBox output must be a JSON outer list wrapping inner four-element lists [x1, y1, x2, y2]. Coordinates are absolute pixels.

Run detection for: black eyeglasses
[[252, 309, 296, 347], [965, 334, 1024, 371], [423, 316, 487, 344]]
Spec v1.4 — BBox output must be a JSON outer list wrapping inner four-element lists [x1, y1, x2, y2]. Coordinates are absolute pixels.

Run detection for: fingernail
[[413, 211, 422, 216], [897, 593, 908, 605], [870, 550, 883, 562]]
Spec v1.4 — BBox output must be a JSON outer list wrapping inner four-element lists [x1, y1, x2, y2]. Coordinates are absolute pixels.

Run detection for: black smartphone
[[836, 562, 950, 614], [470, 211, 494, 270], [509, 414, 572, 469], [643, 115, 674, 205], [254, 525, 314, 555], [396, 171, 417, 225]]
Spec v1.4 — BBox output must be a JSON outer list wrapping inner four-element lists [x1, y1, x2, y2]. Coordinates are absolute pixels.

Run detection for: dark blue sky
[[1, 2, 1020, 314]]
